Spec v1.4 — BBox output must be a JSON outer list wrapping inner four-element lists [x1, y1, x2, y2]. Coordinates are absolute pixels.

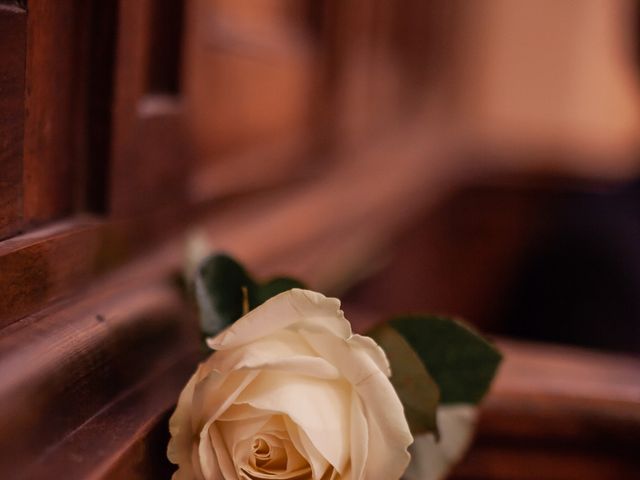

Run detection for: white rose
[[168, 289, 413, 480]]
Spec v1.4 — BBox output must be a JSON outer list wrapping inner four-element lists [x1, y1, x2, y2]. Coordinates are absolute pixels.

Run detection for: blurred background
[[183, 0, 640, 353]]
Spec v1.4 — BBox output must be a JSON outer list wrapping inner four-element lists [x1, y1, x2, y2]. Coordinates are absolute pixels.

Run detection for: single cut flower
[[168, 289, 413, 480]]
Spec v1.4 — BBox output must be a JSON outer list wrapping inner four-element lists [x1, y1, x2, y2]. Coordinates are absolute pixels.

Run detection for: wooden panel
[[0, 218, 106, 328], [22, 0, 118, 221], [0, 3, 26, 240], [109, 0, 193, 216], [29, 357, 196, 480], [23, 0, 86, 224], [0, 211, 195, 329], [0, 262, 200, 478]]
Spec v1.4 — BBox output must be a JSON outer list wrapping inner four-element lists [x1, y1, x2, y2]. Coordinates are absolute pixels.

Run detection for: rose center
[[251, 437, 271, 459]]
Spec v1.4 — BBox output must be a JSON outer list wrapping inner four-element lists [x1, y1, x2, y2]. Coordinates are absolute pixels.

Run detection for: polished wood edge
[[22, 350, 200, 480], [0, 217, 107, 328], [449, 338, 640, 478], [0, 214, 185, 329], [0, 215, 102, 255], [489, 338, 640, 422], [0, 254, 200, 477]]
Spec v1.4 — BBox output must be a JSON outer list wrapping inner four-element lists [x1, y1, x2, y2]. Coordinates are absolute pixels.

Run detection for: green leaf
[[195, 254, 256, 336], [194, 253, 306, 337], [389, 315, 502, 405], [369, 325, 440, 435]]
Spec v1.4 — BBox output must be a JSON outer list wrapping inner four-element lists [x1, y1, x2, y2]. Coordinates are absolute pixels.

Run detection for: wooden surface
[[109, 0, 193, 217], [0, 3, 26, 240], [452, 339, 640, 479], [0, 251, 201, 478], [23, 0, 86, 224], [0, 218, 107, 329]]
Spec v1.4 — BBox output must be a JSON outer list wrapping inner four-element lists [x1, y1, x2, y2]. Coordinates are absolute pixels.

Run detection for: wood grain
[[0, 3, 26, 240], [23, 0, 86, 224], [450, 339, 640, 479], [0, 217, 106, 328], [109, 0, 193, 217], [0, 257, 201, 478]]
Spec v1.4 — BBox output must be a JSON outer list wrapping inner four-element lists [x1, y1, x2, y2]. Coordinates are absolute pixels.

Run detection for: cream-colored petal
[[192, 369, 259, 431], [300, 326, 412, 478], [357, 371, 413, 480], [219, 413, 272, 457], [208, 289, 351, 351], [404, 405, 477, 480], [214, 348, 341, 381], [299, 330, 382, 386], [349, 392, 368, 480], [219, 408, 313, 477], [222, 404, 330, 478], [284, 416, 330, 479], [210, 330, 315, 371], [232, 422, 312, 480], [207, 292, 298, 350], [350, 334, 391, 378], [205, 421, 236, 479], [207, 330, 341, 380], [290, 289, 351, 339], [195, 420, 224, 480], [236, 371, 350, 475], [281, 438, 309, 472], [168, 371, 198, 466], [191, 442, 208, 480], [218, 403, 273, 422]]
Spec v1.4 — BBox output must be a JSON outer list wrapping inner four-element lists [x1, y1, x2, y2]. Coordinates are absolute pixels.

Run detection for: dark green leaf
[[389, 315, 502, 404], [195, 254, 256, 336], [370, 325, 440, 435], [194, 254, 306, 337]]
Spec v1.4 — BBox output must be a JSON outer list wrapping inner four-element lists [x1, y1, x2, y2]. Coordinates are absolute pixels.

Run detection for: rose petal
[[190, 443, 207, 480], [220, 407, 325, 478], [210, 331, 341, 380], [284, 416, 330, 479], [298, 327, 412, 478], [208, 289, 351, 351], [299, 330, 383, 386], [350, 391, 369, 480], [168, 372, 198, 466], [357, 371, 413, 480], [192, 369, 259, 431], [350, 334, 392, 378], [211, 330, 315, 370], [218, 414, 272, 462], [203, 421, 235, 479], [236, 370, 350, 475]]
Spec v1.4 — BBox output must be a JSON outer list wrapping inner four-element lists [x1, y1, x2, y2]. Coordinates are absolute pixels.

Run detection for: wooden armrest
[[452, 339, 640, 479]]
